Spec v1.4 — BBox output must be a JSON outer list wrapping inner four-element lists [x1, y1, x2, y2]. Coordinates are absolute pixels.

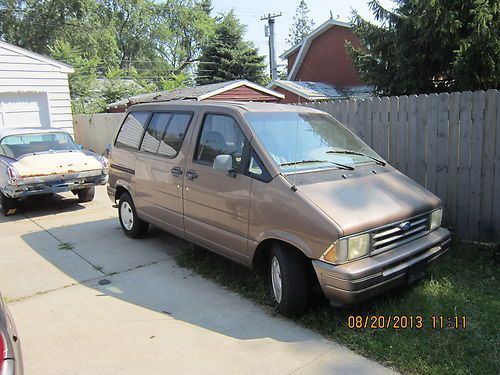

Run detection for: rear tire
[[0, 191, 17, 216], [77, 186, 95, 203], [118, 192, 148, 238], [268, 243, 308, 316]]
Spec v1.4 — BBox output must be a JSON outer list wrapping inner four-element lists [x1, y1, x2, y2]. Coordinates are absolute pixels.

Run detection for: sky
[[210, 0, 395, 69]]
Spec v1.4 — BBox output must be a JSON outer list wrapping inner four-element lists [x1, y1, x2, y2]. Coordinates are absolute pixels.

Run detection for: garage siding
[[0, 43, 73, 132]]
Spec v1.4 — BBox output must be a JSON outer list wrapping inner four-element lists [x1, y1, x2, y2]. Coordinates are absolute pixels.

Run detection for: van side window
[[115, 112, 150, 149], [158, 113, 192, 157], [194, 114, 247, 171], [140, 113, 171, 154]]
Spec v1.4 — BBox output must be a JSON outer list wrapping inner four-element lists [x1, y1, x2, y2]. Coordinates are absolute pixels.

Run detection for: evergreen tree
[[196, 11, 266, 85], [198, 0, 212, 15], [349, 0, 500, 95], [287, 0, 315, 46]]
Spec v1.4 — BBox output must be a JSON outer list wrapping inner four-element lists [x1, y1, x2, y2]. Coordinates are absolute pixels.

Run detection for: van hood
[[296, 168, 440, 236], [13, 151, 102, 178]]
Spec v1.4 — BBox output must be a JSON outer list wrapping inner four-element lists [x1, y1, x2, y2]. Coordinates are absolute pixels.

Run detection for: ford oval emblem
[[399, 221, 411, 231]]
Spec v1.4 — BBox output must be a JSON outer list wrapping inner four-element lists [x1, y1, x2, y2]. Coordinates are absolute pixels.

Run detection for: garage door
[[0, 92, 50, 128]]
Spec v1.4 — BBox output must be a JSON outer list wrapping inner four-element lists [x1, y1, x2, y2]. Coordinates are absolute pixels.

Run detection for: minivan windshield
[[0, 132, 78, 159], [245, 111, 382, 173]]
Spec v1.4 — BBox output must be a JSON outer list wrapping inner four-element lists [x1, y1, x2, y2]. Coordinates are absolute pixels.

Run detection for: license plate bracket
[[407, 260, 427, 284]]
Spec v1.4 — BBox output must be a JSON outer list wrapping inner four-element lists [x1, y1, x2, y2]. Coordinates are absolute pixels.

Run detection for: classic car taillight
[[0, 329, 6, 370], [6, 166, 19, 185]]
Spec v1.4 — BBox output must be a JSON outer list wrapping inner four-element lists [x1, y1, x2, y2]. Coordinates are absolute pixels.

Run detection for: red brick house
[[268, 19, 371, 103]]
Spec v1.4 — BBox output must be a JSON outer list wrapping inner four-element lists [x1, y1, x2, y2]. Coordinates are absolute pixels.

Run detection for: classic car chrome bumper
[[312, 227, 452, 305], [2, 170, 108, 198]]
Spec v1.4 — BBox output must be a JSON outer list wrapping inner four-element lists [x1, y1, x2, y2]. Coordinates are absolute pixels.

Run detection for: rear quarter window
[[115, 111, 150, 149]]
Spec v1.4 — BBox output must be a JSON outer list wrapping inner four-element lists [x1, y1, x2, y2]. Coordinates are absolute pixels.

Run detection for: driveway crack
[[23, 214, 107, 276]]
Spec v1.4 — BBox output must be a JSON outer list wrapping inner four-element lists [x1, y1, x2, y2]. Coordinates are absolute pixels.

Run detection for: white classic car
[[0, 128, 108, 215]]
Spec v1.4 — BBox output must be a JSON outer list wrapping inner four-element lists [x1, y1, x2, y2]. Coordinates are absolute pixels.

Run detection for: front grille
[[371, 214, 430, 255]]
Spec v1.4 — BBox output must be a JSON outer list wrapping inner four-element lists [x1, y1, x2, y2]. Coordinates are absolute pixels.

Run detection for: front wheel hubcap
[[271, 256, 282, 303], [120, 201, 134, 230]]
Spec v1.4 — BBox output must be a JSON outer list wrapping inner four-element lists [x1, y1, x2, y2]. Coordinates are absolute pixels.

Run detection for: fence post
[[436, 93, 450, 212], [407, 95, 418, 181], [426, 93, 439, 193], [398, 96, 409, 174], [446, 92, 460, 231], [380, 96, 390, 160], [389, 96, 399, 168], [492, 92, 500, 238], [457, 91, 473, 238]]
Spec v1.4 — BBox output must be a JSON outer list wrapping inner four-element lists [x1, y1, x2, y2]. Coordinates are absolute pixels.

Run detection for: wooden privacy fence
[[73, 113, 124, 155], [72, 90, 499, 241], [300, 89, 500, 241]]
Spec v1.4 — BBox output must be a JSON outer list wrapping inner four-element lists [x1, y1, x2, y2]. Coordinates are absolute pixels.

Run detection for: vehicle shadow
[[20, 218, 324, 344], [1, 193, 85, 221]]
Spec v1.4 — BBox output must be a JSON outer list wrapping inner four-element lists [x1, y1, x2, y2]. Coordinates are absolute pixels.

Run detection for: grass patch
[[175, 241, 499, 375], [58, 242, 74, 251]]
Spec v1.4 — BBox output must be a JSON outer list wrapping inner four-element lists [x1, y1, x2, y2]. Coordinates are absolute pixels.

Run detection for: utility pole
[[261, 12, 282, 81]]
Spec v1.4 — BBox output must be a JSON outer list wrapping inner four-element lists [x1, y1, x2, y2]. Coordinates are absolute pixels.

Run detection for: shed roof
[[107, 80, 284, 110], [0, 40, 74, 73], [268, 80, 372, 101]]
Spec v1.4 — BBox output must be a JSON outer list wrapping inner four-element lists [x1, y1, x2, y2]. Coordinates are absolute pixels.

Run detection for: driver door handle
[[171, 166, 183, 177], [186, 170, 198, 181]]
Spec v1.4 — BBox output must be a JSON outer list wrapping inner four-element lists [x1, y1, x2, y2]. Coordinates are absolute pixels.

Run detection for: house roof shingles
[[107, 80, 283, 110]]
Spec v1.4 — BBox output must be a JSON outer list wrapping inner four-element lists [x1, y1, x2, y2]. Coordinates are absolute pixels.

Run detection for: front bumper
[[312, 227, 452, 305], [3, 172, 107, 199]]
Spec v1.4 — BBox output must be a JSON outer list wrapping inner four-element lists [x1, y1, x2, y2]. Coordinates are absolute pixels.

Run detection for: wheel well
[[253, 239, 308, 273], [114, 186, 129, 202]]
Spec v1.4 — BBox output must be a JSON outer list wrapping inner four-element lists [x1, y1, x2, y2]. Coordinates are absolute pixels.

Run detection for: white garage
[[0, 40, 74, 132]]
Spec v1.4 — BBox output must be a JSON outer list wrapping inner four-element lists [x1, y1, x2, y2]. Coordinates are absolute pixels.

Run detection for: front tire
[[0, 191, 17, 216], [76, 186, 95, 202], [269, 243, 308, 316], [118, 192, 148, 238]]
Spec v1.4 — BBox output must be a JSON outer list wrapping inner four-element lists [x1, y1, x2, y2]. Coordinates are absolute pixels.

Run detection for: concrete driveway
[[0, 186, 396, 375]]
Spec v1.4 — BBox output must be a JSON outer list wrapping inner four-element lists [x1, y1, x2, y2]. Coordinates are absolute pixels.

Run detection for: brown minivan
[[107, 101, 451, 315]]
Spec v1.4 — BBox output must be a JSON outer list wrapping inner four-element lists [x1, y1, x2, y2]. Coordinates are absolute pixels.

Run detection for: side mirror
[[213, 154, 234, 176], [76, 144, 84, 150]]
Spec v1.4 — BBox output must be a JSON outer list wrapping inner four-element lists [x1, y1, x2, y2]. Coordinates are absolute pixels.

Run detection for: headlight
[[430, 208, 442, 231], [323, 233, 371, 264]]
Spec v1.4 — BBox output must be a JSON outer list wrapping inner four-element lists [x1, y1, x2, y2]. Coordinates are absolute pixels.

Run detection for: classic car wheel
[[269, 243, 308, 316], [118, 193, 148, 238], [0, 191, 17, 216], [76, 187, 95, 202]]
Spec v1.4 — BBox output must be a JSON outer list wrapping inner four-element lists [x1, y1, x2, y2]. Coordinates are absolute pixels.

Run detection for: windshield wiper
[[279, 159, 354, 170], [326, 150, 386, 166]]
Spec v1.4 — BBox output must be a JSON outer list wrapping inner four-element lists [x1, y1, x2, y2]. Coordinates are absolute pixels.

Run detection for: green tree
[[196, 11, 266, 85], [287, 0, 315, 46], [0, 0, 216, 112], [349, 0, 500, 95]]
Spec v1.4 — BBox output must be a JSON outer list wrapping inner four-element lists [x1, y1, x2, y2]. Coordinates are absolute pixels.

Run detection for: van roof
[[128, 101, 325, 114]]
